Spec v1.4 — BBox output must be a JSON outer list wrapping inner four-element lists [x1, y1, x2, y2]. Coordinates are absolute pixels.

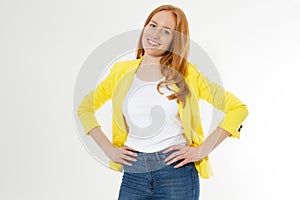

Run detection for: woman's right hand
[[105, 145, 138, 166]]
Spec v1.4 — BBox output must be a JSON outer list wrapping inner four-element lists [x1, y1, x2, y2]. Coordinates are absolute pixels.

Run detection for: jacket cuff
[[78, 113, 101, 136]]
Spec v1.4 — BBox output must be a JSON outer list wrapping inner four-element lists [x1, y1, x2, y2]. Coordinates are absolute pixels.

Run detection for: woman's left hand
[[163, 144, 202, 168]]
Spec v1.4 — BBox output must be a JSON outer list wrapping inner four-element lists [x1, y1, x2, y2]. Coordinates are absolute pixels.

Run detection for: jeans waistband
[[123, 148, 180, 173]]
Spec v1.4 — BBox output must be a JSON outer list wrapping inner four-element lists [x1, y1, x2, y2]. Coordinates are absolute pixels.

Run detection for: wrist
[[196, 145, 204, 161], [103, 143, 115, 156]]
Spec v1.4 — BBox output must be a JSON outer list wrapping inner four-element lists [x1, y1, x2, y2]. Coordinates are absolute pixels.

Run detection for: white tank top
[[122, 74, 187, 153]]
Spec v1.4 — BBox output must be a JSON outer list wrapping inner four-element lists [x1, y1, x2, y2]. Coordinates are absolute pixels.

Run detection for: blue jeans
[[118, 149, 200, 200]]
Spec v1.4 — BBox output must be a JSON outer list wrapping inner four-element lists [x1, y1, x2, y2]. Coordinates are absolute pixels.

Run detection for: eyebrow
[[150, 20, 173, 30]]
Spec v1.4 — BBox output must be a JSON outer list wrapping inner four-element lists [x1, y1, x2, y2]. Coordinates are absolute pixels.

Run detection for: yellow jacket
[[77, 56, 248, 179]]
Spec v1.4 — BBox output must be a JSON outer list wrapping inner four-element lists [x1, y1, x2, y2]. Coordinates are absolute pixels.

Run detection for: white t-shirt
[[122, 74, 187, 153]]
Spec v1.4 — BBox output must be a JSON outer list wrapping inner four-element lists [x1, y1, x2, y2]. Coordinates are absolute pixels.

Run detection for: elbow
[[77, 93, 95, 118], [77, 107, 83, 118], [77, 104, 92, 119], [77, 100, 84, 118], [234, 103, 249, 122], [242, 104, 249, 119], [77, 98, 90, 118]]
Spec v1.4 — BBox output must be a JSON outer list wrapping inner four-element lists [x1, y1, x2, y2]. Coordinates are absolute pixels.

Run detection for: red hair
[[136, 5, 190, 107]]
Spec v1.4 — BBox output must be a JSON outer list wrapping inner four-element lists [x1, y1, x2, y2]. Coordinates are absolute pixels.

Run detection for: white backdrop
[[1, 0, 300, 199]]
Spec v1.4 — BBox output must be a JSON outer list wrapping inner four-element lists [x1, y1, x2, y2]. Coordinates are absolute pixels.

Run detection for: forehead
[[150, 10, 176, 30]]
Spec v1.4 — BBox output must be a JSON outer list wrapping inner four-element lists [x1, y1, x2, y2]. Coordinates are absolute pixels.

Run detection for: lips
[[147, 39, 160, 46]]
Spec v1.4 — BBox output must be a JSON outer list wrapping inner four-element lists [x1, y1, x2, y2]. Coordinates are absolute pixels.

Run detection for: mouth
[[147, 39, 160, 47]]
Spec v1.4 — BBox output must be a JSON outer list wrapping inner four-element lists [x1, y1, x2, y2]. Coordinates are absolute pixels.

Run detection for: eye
[[161, 29, 170, 35], [149, 23, 156, 28]]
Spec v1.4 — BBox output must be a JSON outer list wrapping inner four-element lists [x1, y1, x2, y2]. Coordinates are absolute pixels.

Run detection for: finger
[[166, 155, 184, 165], [164, 145, 188, 162], [163, 145, 181, 153], [124, 150, 138, 157], [121, 159, 134, 166], [122, 147, 138, 157], [121, 154, 138, 162], [174, 160, 188, 168], [123, 145, 136, 151], [114, 156, 133, 166], [164, 151, 182, 162]]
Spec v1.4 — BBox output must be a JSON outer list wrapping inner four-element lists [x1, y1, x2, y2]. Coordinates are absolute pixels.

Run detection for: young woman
[[77, 4, 248, 200]]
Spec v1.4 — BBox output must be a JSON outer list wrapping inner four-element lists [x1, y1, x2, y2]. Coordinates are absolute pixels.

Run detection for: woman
[[77, 4, 248, 200]]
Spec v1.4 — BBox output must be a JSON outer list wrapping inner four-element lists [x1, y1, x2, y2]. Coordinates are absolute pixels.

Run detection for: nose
[[151, 28, 160, 39]]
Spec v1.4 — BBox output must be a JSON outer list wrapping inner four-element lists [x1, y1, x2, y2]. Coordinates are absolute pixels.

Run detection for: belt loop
[[155, 152, 162, 163]]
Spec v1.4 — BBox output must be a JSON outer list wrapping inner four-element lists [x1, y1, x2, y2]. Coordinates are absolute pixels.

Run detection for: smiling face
[[142, 10, 176, 57]]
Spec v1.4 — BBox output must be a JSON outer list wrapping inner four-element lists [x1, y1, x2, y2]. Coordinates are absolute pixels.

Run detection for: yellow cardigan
[[77, 57, 248, 179]]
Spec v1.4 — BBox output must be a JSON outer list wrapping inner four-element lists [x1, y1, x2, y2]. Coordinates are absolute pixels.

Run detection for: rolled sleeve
[[191, 64, 249, 138]]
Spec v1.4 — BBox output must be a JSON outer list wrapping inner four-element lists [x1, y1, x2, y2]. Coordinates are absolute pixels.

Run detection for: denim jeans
[[118, 149, 200, 200]]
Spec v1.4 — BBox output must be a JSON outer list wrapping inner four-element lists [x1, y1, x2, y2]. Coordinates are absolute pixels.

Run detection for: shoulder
[[186, 62, 202, 80], [110, 58, 141, 73]]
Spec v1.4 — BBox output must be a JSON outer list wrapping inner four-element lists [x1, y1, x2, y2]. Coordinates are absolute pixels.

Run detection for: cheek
[[164, 37, 173, 48], [141, 33, 148, 47], [142, 30, 151, 43], [143, 28, 152, 38]]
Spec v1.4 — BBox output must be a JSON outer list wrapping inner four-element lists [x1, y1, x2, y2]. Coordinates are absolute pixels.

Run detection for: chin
[[144, 49, 165, 57]]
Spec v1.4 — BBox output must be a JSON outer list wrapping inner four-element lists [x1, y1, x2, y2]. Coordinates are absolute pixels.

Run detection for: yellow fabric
[[77, 57, 248, 179]]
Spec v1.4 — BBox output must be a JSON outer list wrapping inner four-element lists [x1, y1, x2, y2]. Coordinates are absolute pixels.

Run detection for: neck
[[140, 54, 162, 65]]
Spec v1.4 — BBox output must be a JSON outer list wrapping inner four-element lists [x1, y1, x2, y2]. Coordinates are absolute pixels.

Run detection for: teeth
[[148, 39, 159, 46]]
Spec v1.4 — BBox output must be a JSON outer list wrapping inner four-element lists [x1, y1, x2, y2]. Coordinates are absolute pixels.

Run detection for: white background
[[1, 0, 300, 199]]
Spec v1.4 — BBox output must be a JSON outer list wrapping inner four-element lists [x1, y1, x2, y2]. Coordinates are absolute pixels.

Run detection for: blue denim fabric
[[118, 149, 200, 200]]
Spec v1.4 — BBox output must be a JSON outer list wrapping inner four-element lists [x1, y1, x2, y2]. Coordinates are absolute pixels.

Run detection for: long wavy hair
[[136, 5, 190, 108]]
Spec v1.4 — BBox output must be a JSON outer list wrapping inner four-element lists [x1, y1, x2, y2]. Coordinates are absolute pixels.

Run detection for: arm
[[194, 65, 249, 139], [88, 126, 137, 166], [77, 63, 138, 165], [77, 63, 118, 135], [164, 127, 230, 167], [198, 127, 230, 159], [164, 64, 248, 167]]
